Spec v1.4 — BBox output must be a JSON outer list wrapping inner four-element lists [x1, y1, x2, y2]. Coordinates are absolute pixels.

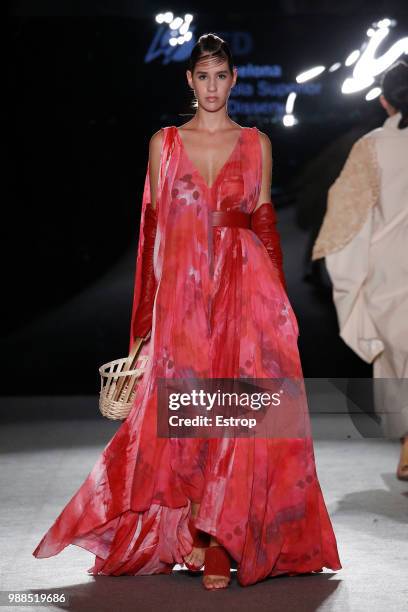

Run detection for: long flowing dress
[[312, 112, 408, 440], [32, 125, 342, 586]]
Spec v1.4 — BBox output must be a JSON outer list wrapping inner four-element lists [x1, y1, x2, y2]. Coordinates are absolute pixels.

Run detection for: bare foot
[[184, 546, 206, 569], [202, 537, 231, 590], [183, 501, 207, 569]]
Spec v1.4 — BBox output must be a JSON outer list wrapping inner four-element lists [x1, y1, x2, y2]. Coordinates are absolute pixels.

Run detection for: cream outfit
[[313, 113, 408, 439]]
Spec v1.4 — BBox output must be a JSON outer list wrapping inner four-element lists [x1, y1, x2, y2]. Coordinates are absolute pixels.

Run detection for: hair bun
[[381, 60, 408, 129]]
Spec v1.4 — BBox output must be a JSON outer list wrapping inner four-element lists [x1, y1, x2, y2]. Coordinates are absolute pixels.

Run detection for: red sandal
[[183, 517, 210, 572], [202, 545, 231, 590]]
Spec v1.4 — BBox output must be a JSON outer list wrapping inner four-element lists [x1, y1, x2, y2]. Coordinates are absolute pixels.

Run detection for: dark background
[[5, 0, 407, 394]]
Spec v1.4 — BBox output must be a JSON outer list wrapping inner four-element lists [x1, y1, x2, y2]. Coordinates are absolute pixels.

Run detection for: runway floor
[[0, 416, 407, 612]]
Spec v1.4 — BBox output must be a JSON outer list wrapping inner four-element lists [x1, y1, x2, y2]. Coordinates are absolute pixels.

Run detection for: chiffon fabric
[[32, 126, 341, 586]]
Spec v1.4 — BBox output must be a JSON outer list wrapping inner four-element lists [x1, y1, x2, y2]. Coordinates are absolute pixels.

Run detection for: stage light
[[285, 92, 297, 114], [329, 62, 342, 72], [345, 50, 360, 66], [170, 17, 183, 30], [377, 18, 392, 29], [154, 11, 194, 48], [296, 66, 326, 83], [341, 26, 408, 94], [179, 22, 189, 35], [283, 114, 296, 127], [365, 87, 382, 100], [342, 75, 375, 94], [147, 11, 195, 63], [288, 15, 407, 119]]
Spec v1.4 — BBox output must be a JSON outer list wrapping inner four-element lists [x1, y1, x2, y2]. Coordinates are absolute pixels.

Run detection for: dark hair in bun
[[188, 33, 234, 109], [381, 60, 408, 129]]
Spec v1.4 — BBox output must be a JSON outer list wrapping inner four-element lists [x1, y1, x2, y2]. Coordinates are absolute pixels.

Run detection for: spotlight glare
[[342, 27, 408, 94], [356, 34, 408, 77], [184, 14, 193, 22], [184, 31, 193, 42], [155, 13, 164, 24], [179, 22, 189, 35], [367, 28, 375, 37], [296, 66, 325, 83], [177, 36, 185, 44], [342, 75, 375, 93], [329, 62, 342, 72], [378, 18, 392, 29], [283, 114, 296, 127], [285, 92, 297, 114], [170, 17, 183, 30], [365, 87, 382, 100], [345, 50, 361, 66], [169, 37, 178, 46], [163, 12, 174, 23]]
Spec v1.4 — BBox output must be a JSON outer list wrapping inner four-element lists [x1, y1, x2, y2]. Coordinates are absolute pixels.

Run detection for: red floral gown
[[32, 126, 342, 586]]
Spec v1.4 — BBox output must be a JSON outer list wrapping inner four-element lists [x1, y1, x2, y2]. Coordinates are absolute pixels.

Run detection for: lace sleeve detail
[[312, 135, 380, 260]]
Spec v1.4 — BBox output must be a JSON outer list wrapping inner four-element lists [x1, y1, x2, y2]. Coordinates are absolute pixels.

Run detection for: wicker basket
[[99, 338, 149, 420]]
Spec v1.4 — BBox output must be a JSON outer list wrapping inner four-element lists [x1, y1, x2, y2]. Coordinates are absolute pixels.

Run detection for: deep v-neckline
[[175, 126, 245, 190]]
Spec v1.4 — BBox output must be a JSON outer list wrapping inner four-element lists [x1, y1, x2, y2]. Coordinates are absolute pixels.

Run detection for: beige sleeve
[[312, 136, 380, 261], [325, 210, 384, 364]]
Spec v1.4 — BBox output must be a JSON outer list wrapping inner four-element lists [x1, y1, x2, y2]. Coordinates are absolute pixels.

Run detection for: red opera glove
[[251, 202, 287, 291], [132, 202, 158, 340]]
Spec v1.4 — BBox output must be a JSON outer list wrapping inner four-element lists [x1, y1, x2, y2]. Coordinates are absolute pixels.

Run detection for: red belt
[[211, 210, 251, 228]]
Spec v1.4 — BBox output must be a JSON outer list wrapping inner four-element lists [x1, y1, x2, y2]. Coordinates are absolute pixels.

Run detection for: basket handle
[[114, 337, 146, 398], [128, 337, 145, 367]]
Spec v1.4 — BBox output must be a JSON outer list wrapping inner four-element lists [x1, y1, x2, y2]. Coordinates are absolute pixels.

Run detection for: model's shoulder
[[350, 131, 377, 155], [254, 128, 271, 146], [237, 124, 257, 133], [149, 127, 175, 153], [149, 128, 164, 146], [360, 128, 381, 143], [251, 129, 272, 157]]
